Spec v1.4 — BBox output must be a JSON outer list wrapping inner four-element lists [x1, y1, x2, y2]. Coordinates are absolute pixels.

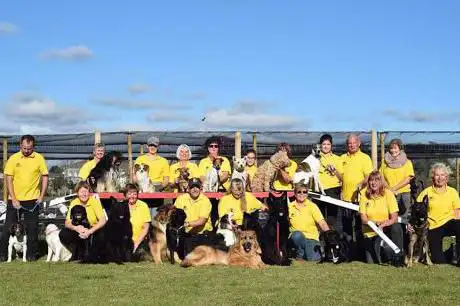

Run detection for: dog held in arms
[[251, 151, 291, 192], [7, 222, 27, 262], [176, 167, 191, 193], [181, 230, 265, 269], [45, 224, 72, 262], [134, 163, 155, 193], [149, 204, 173, 264], [406, 195, 433, 267], [203, 157, 225, 192], [87, 151, 127, 192], [293, 145, 325, 194], [231, 157, 250, 191]]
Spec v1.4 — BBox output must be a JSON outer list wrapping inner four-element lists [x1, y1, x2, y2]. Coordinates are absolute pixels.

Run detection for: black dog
[[317, 230, 351, 264], [86, 151, 123, 192], [243, 192, 291, 266], [105, 197, 134, 264], [70, 205, 91, 261], [166, 207, 187, 264], [406, 195, 432, 267]]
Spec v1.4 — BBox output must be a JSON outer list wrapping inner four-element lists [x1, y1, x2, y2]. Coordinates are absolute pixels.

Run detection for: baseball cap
[[188, 178, 202, 189], [147, 136, 160, 146]]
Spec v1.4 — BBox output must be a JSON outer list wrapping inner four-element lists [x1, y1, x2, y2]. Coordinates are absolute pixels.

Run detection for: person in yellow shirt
[[174, 178, 215, 255], [416, 163, 460, 264], [123, 183, 151, 255], [289, 183, 330, 261], [359, 171, 403, 264], [78, 143, 105, 180], [60, 181, 107, 261], [0, 135, 48, 262], [199, 136, 232, 227], [245, 149, 258, 188], [218, 178, 268, 226], [379, 138, 414, 223], [272, 143, 298, 191], [169, 144, 199, 192], [316, 134, 344, 232]]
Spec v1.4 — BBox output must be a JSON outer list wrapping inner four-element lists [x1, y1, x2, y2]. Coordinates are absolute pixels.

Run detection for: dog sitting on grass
[[406, 195, 432, 267], [7, 222, 27, 263], [149, 204, 173, 264], [251, 151, 291, 192]]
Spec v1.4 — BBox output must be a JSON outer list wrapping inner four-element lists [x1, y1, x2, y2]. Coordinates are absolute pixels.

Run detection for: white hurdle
[[309, 192, 401, 254]]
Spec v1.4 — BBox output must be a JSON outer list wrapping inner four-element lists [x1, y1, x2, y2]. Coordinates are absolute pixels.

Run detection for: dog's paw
[[22, 259, 27, 263], [7, 259, 12, 263]]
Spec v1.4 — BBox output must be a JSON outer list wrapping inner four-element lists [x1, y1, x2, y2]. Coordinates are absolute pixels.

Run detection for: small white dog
[[45, 224, 72, 262], [134, 164, 155, 192], [293, 146, 325, 194], [203, 157, 223, 192], [8, 223, 27, 262], [231, 156, 249, 190]]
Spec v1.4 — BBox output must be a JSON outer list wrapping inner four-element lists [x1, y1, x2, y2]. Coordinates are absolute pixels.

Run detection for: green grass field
[[1, 259, 459, 305]]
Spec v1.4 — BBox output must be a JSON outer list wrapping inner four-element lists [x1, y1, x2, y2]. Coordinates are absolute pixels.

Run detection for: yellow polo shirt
[[319, 152, 343, 190], [288, 200, 324, 241], [417, 186, 460, 230], [169, 161, 200, 191], [135, 154, 170, 183], [341, 150, 373, 201], [380, 160, 414, 194], [175, 193, 213, 233], [273, 159, 298, 191], [4, 151, 48, 201], [245, 165, 257, 182], [359, 189, 399, 238], [78, 159, 97, 180], [198, 156, 232, 190], [66, 196, 106, 227], [218, 192, 263, 225], [129, 200, 151, 242]]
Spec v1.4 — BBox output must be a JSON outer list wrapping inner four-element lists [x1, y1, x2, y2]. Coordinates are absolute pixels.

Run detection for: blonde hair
[[365, 171, 387, 199], [228, 178, 247, 212]]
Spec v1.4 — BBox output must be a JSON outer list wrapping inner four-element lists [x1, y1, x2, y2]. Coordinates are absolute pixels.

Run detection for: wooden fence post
[[3, 138, 7, 202], [235, 131, 241, 159], [379, 132, 386, 169], [371, 129, 378, 170], [95, 130, 101, 145]]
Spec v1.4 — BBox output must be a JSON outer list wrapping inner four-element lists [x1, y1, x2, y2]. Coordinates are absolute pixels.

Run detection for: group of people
[[0, 133, 459, 267]]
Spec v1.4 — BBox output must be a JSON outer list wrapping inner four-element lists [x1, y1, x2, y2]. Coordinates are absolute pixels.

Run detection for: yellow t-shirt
[[417, 186, 460, 230], [341, 150, 373, 201], [135, 154, 170, 183], [319, 152, 343, 190], [66, 196, 106, 227], [4, 152, 48, 201], [359, 189, 399, 238], [245, 165, 257, 183], [129, 200, 151, 242], [169, 161, 200, 191], [218, 192, 263, 225], [273, 159, 298, 191], [380, 160, 414, 194], [288, 200, 324, 241], [198, 156, 232, 190], [78, 159, 97, 180], [175, 193, 213, 233]]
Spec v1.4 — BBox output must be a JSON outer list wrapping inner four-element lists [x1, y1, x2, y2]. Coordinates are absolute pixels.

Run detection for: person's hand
[[261, 204, 269, 212], [406, 224, 414, 233], [74, 225, 86, 235], [133, 242, 140, 253], [11, 199, 21, 209]]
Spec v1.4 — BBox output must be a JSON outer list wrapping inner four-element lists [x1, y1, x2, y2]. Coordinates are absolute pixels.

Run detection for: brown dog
[[176, 167, 190, 193], [149, 204, 173, 264], [181, 230, 265, 269]]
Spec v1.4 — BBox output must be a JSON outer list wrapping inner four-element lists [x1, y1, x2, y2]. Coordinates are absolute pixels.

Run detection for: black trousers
[[0, 200, 39, 260], [428, 219, 460, 264], [59, 227, 105, 261], [314, 187, 341, 231], [364, 223, 404, 264]]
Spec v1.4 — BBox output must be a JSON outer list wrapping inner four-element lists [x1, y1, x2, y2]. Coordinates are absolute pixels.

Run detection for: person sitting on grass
[[288, 183, 330, 262], [359, 171, 403, 265]]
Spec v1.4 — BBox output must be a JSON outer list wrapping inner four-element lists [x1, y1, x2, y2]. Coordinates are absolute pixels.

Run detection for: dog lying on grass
[[316, 230, 351, 264]]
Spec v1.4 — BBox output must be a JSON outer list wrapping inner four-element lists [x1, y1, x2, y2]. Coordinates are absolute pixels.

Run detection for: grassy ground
[[1, 259, 459, 306]]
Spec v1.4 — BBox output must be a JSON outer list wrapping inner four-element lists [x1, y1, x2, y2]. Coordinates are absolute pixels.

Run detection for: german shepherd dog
[[406, 195, 433, 267], [105, 197, 133, 264], [166, 207, 187, 264], [317, 230, 351, 264], [87, 151, 124, 192], [149, 204, 173, 264]]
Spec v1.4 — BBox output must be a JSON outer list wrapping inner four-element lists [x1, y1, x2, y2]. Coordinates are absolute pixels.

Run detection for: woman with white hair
[[169, 144, 200, 192], [416, 163, 460, 264]]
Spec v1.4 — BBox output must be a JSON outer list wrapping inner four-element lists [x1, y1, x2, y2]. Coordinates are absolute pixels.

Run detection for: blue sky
[[1, 0, 459, 134]]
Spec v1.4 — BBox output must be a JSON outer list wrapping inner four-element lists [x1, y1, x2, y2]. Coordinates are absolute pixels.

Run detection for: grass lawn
[[1, 259, 459, 305]]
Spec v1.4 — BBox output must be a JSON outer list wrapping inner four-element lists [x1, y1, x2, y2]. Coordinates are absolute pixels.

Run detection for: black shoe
[[0, 256, 6, 262]]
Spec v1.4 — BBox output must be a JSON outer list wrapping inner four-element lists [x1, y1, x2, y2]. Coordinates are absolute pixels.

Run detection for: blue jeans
[[290, 231, 321, 261]]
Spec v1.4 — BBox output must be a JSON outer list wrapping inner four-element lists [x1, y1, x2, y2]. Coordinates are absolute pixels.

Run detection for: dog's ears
[[422, 195, 429, 206], [134, 164, 140, 171]]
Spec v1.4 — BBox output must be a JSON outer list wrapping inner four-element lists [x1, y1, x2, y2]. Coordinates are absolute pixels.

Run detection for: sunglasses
[[208, 144, 219, 148], [295, 190, 308, 195], [148, 144, 158, 148]]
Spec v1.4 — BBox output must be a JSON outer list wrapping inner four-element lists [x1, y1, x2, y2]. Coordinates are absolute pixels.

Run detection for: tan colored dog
[[181, 230, 265, 269], [149, 204, 173, 264]]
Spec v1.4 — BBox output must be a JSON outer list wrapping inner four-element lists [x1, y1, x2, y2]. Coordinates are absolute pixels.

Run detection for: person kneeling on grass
[[359, 171, 403, 265], [289, 183, 330, 261]]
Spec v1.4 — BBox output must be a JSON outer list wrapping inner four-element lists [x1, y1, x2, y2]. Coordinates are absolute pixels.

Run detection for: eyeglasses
[[246, 156, 255, 160], [295, 190, 308, 195], [208, 144, 219, 148], [148, 144, 158, 148]]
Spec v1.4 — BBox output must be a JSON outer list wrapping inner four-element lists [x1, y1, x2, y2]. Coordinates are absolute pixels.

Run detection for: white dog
[[231, 156, 249, 190], [216, 213, 236, 247], [203, 157, 224, 192], [8, 223, 27, 262], [293, 147, 325, 194], [134, 164, 155, 192], [45, 224, 72, 262]]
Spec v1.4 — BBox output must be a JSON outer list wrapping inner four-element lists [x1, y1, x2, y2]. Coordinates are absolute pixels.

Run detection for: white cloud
[[0, 22, 18, 35], [147, 112, 192, 122], [39, 45, 93, 60], [383, 109, 460, 123], [94, 97, 193, 110], [128, 84, 151, 95]]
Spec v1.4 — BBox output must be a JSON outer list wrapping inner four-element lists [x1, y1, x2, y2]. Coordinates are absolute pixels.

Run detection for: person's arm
[[6, 175, 20, 208], [278, 168, 292, 184], [360, 213, 369, 225], [454, 209, 460, 220], [390, 176, 413, 194], [219, 171, 229, 183], [317, 219, 330, 232], [186, 217, 207, 230], [64, 218, 86, 235], [133, 222, 150, 251], [378, 212, 398, 229], [38, 175, 49, 202], [85, 217, 107, 237]]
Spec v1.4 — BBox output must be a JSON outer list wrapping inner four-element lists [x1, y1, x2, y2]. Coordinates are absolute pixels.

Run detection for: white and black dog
[[45, 224, 72, 262], [87, 151, 127, 192], [293, 145, 325, 194], [134, 163, 155, 193], [7, 222, 27, 262], [216, 213, 237, 247], [203, 157, 224, 192]]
